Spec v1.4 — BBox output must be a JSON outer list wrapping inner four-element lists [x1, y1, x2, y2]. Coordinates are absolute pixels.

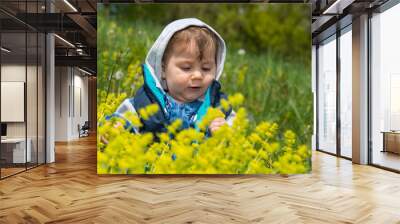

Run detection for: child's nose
[[191, 70, 203, 80]]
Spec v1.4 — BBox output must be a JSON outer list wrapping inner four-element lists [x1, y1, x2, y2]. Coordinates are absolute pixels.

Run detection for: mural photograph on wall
[[97, 3, 312, 174]]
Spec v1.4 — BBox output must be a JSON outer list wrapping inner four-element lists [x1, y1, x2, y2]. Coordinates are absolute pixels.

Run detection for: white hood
[[145, 18, 226, 90]]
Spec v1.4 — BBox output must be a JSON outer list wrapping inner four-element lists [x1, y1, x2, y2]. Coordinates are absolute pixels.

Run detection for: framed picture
[[97, 3, 312, 174]]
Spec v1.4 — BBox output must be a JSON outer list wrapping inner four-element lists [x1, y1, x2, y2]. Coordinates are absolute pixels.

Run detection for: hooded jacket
[[113, 18, 234, 134]]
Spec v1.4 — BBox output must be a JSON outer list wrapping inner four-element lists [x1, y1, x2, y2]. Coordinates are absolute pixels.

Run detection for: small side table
[[381, 131, 400, 154]]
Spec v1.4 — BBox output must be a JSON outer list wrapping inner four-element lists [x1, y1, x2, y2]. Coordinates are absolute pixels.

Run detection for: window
[[371, 2, 400, 171], [0, 1, 46, 179], [317, 35, 337, 154], [339, 26, 352, 158]]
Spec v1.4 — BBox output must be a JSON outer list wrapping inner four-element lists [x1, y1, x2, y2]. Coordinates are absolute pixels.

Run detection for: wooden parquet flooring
[[1, 135, 400, 223], [0, 167, 26, 178]]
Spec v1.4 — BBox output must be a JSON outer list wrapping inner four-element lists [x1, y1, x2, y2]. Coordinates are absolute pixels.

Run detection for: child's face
[[163, 40, 216, 103]]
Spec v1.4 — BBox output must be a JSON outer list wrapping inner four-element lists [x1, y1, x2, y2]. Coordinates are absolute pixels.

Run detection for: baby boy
[[114, 18, 235, 134]]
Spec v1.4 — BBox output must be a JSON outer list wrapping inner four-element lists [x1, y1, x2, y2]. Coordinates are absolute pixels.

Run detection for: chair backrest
[[82, 121, 90, 129]]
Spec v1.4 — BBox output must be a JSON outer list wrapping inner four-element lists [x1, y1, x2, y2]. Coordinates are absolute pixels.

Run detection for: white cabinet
[[1, 138, 32, 163]]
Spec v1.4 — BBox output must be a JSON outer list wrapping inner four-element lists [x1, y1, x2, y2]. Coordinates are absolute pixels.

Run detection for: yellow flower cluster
[[138, 103, 159, 120], [97, 93, 310, 174], [197, 107, 226, 132], [97, 91, 127, 121]]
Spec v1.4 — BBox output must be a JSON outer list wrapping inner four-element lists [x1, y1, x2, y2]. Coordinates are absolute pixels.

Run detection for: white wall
[[1, 65, 26, 139], [1, 82, 25, 122], [55, 67, 69, 141], [1, 65, 25, 81], [1, 63, 46, 164], [72, 72, 89, 138], [55, 67, 89, 141], [1, 65, 41, 136]]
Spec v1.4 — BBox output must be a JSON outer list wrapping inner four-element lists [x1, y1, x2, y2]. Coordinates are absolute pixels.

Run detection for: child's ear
[[160, 65, 168, 92], [161, 63, 165, 77], [161, 70, 166, 80]]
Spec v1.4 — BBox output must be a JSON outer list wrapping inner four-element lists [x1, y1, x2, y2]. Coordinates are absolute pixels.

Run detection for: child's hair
[[162, 26, 218, 66]]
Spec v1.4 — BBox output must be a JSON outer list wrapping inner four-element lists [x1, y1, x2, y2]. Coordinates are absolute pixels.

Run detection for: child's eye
[[202, 67, 211, 72], [180, 66, 191, 71]]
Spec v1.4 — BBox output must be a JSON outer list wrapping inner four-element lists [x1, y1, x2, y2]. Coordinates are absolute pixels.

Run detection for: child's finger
[[209, 119, 226, 133], [114, 121, 123, 128], [215, 120, 226, 126], [211, 117, 226, 125], [214, 117, 225, 122], [100, 135, 109, 145], [209, 125, 219, 133], [209, 121, 221, 130], [209, 121, 218, 130]]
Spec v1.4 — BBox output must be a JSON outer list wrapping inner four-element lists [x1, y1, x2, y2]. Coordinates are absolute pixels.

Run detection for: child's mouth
[[189, 86, 201, 90]]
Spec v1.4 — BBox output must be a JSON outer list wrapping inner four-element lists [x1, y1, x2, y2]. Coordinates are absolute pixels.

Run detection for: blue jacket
[[113, 64, 233, 135]]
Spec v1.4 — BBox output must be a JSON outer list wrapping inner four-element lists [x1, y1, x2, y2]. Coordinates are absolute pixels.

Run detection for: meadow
[[97, 4, 312, 174]]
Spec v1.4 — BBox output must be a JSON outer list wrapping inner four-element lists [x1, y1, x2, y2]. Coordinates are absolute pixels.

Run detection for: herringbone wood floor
[[1, 135, 400, 224]]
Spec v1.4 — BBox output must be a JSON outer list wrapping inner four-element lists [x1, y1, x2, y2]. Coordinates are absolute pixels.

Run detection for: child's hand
[[209, 117, 226, 133], [100, 121, 123, 145], [114, 121, 123, 129], [100, 135, 109, 145]]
